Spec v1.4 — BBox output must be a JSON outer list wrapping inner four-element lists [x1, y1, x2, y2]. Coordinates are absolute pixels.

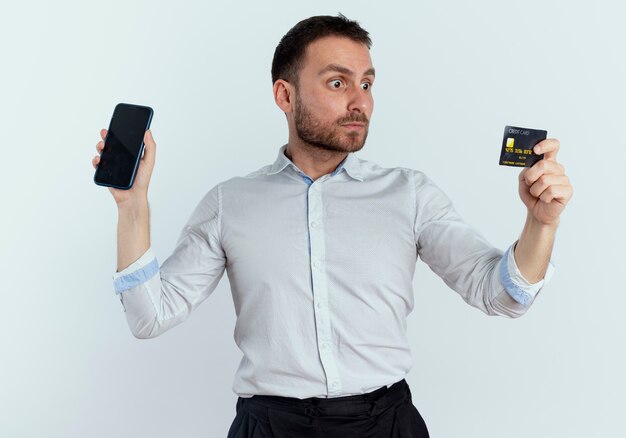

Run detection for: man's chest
[[220, 179, 417, 286]]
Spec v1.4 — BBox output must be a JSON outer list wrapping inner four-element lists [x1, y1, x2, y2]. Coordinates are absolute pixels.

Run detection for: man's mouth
[[341, 122, 366, 129]]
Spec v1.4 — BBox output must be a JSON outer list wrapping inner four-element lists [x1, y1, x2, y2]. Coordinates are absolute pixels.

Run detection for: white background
[[1, 1, 624, 437]]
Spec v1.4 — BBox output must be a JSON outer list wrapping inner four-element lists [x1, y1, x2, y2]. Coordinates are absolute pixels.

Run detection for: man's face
[[292, 36, 375, 153]]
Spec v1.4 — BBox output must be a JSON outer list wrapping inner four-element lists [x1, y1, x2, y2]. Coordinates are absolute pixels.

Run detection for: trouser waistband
[[243, 379, 411, 417]]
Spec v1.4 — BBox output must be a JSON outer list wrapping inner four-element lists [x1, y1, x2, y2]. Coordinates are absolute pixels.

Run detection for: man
[[91, 14, 572, 438]]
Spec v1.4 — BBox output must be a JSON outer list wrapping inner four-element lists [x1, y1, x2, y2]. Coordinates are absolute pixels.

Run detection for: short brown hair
[[271, 14, 372, 86]]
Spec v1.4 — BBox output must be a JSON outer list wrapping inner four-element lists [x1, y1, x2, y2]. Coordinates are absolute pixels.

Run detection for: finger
[[518, 168, 530, 186], [142, 129, 156, 164], [538, 184, 574, 204], [524, 159, 565, 185], [96, 140, 104, 153], [533, 138, 560, 161], [100, 128, 107, 141], [92, 155, 100, 169], [518, 168, 529, 180], [529, 174, 570, 198]]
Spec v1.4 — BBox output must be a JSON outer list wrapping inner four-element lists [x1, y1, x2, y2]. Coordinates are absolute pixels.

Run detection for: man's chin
[[330, 130, 365, 150], [343, 135, 367, 152], [298, 131, 367, 153], [325, 140, 365, 153]]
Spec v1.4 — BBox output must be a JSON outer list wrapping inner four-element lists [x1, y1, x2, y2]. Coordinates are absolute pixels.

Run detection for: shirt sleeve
[[412, 171, 554, 318], [499, 241, 555, 306], [112, 246, 159, 293], [112, 184, 227, 338]]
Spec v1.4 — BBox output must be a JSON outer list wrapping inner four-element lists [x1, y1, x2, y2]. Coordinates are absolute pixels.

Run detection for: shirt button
[[330, 381, 339, 388], [310, 221, 317, 228], [313, 260, 320, 268], [316, 301, 324, 309], [321, 342, 330, 350]]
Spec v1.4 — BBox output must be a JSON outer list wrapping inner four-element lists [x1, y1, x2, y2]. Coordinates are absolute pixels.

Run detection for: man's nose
[[347, 84, 371, 113]]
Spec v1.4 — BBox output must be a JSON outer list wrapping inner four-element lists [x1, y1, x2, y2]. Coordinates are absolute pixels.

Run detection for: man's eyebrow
[[318, 63, 376, 78]]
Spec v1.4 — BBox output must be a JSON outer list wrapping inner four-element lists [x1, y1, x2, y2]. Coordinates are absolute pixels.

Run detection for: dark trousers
[[226, 379, 430, 438]]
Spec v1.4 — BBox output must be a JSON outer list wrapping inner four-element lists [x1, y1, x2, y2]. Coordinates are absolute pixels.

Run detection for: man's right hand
[[92, 128, 155, 272], [92, 128, 157, 205]]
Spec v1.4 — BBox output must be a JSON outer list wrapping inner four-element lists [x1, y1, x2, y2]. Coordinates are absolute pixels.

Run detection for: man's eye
[[361, 83, 371, 91], [330, 80, 343, 89]]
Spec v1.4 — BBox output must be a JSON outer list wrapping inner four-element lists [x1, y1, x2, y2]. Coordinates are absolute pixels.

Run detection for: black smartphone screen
[[94, 103, 153, 190]]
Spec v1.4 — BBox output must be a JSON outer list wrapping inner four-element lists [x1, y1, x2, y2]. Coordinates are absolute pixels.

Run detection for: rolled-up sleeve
[[112, 184, 227, 338], [112, 247, 159, 294], [499, 242, 555, 306], [413, 171, 554, 318]]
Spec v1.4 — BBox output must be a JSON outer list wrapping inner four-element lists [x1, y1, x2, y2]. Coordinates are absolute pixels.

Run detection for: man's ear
[[273, 79, 294, 113]]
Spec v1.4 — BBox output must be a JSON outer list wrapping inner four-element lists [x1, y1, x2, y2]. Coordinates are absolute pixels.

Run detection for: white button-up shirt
[[112, 144, 553, 399]]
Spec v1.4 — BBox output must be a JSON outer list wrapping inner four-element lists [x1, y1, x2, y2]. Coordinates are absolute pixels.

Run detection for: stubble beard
[[294, 92, 369, 154]]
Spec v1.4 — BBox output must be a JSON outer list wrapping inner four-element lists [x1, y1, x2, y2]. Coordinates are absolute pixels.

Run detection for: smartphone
[[94, 103, 154, 190]]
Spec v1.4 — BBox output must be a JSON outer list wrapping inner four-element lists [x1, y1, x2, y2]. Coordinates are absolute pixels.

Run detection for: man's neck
[[284, 140, 348, 181]]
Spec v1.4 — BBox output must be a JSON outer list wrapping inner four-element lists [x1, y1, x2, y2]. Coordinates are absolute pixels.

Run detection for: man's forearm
[[116, 197, 151, 273], [514, 212, 558, 283]]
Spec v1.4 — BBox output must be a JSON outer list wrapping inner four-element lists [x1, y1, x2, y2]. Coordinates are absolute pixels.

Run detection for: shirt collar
[[267, 144, 363, 182]]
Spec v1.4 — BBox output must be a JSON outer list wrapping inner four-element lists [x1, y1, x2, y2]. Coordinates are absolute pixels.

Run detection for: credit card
[[499, 125, 547, 167]]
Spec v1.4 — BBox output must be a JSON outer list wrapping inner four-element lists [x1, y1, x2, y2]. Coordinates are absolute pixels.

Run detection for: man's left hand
[[518, 138, 573, 226]]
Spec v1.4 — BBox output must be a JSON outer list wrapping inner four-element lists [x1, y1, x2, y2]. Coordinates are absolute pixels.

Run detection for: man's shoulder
[[210, 164, 274, 189], [225, 164, 276, 189], [357, 155, 430, 184], [241, 164, 275, 181]]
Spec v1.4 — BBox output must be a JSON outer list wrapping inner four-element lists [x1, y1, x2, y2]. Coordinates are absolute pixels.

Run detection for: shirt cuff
[[112, 247, 159, 294], [499, 243, 555, 306]]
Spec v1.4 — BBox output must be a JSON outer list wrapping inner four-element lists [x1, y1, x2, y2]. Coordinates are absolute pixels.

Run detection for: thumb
[[143, 129, 157, 164]]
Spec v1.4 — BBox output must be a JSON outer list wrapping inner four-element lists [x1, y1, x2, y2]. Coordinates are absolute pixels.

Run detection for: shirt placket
[[307, 176, 342, 396]]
